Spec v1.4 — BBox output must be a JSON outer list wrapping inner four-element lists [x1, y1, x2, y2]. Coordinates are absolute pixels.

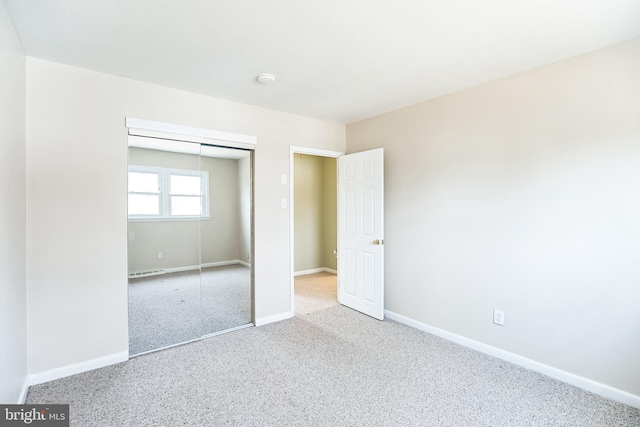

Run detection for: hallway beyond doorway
[[294, 272, 338, 315]]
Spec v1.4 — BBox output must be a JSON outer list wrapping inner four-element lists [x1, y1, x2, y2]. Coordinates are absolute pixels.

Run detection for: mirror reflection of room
[[127, 142, 252, 356]]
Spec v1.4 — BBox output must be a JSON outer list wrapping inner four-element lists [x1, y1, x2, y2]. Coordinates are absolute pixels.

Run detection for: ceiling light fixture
[[257, 73, 276, 84]]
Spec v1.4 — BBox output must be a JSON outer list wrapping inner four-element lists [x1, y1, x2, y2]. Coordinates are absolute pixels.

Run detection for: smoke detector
[[257, 73, 276, 84]]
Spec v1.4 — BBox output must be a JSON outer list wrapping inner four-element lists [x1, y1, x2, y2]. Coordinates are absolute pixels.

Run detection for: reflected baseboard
[[129, 260, 252, 278], [201, 260, 251, 269]]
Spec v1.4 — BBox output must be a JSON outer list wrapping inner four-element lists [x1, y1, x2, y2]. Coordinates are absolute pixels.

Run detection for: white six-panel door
[[338, 148, 384, 320]]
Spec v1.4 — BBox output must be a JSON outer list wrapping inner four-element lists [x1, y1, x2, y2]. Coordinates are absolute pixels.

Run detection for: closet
[[126, 134, 253, 356]]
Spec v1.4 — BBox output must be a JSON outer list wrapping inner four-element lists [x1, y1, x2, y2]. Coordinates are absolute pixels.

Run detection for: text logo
[[0, 405, 69, 427]]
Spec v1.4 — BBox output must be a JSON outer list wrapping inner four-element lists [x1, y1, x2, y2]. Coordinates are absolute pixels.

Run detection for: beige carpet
[[26, 305, 640, 426], [294, 272, 338, 315]]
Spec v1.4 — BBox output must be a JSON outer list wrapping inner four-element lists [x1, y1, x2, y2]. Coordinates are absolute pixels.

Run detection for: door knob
[[373, 239, 381, 245]]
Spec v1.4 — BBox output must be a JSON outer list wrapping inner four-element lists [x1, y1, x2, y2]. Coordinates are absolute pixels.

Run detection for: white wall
[[0, 1, 27, 403], [347, 38, 640, 397], [26, 58, 345, 376]]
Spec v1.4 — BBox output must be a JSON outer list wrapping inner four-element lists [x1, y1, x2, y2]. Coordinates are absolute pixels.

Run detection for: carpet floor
[[294, 272, 338, 315], [27, 305, 639, 426], [128, 264, 252, 355]]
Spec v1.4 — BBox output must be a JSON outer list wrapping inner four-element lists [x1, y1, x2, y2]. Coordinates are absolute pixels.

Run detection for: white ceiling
[[6, 0, 640, 124]]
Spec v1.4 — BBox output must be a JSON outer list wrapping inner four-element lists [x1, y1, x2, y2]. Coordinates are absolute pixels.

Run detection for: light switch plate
[[281, 198, 287, 209], [281, 174, 287, 185]]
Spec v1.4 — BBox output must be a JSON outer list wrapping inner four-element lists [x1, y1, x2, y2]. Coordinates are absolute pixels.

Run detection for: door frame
[[289, 146, 344, 315]]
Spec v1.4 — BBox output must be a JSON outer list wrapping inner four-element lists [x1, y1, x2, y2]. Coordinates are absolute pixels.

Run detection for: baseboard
[[236, 260, 251, 268], [18, 378, 29, 403], [28, 351, 129, 386], [384, 310, 640, 409], [294, 268, 325, 276], [294, 267, 337, 276], [255, 311, 293, 327]]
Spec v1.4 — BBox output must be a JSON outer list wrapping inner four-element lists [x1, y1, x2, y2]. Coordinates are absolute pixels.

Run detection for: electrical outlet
[[158, 252, 163, 260], [281, 198, 287, 209], [493, 309, 504, 326]]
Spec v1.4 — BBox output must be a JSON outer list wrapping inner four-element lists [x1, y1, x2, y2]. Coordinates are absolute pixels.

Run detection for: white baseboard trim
[[28, 351, 129, 386], [294, 267, 337, 277], [236, 260, 251, 268], [18, 378, 29, 403], [384, 310, 640, 409], [255, 311, 294, 327]]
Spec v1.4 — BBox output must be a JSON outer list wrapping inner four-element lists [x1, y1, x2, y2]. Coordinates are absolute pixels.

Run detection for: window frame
[[128, 165, 210, 221]]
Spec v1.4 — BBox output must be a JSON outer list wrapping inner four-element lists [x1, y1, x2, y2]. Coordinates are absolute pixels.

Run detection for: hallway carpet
[[294, 272, 338, 315]]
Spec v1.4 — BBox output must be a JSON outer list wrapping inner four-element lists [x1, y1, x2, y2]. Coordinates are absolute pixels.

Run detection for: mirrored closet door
[[199, 145, 253, 336], [127, 137, 253, 356]]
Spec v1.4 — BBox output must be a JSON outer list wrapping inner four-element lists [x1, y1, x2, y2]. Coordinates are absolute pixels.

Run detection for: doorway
[[290, 147, 343, 316], [290, 146, 385, 320]]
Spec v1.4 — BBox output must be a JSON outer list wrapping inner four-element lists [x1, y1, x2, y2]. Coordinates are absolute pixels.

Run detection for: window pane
[[129, 194, 160, 215], [170, 175, 201, 196], [171, 196, 201, 216], [129, 172, 159, 193]]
